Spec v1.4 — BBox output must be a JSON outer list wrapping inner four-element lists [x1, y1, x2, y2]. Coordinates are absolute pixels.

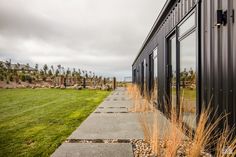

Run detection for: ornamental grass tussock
[[127, 84, 236, 157]]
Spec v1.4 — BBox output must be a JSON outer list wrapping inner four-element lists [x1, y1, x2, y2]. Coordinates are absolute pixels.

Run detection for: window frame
[[165, 8, 199, 127]]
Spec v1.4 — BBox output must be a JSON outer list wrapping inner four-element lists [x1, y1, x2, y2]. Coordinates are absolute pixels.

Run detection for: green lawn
[[171, 87, 196, 101], [0, 89, 110, 157]]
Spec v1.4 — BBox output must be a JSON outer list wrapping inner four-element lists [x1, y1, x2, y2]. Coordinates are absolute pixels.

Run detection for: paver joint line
[[65, 139, 133, 144]]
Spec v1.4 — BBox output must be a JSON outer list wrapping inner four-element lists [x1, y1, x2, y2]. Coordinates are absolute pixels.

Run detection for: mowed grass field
[[0, 89, 110, 157]]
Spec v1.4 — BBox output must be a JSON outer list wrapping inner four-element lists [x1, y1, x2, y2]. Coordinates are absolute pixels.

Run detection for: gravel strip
[[131, 139, 212, 157]]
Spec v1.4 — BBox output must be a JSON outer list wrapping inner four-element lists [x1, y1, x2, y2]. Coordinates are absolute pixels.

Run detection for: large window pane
[[170, 36, 177, 110], [180, 31, 196, 128], [141, 62, 144, 94], [153, 47, 158, 103], [143, 59, 147, 93]]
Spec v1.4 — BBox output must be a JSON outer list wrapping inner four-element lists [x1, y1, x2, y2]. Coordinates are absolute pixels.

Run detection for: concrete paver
[[68, 113, 144, 140], [51, 143, 133, 157]]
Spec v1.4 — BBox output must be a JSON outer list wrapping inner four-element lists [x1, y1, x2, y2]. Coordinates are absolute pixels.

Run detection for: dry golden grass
[[138, 113, 151, 142], [127, 84, 154, 112], [216, 122, 236, 157], [164, 108, 183, 157], [127, 84, 236, 157], [151, 111, 161, 156], [186, 108, 212, 156], [138, 111, 163, 156]]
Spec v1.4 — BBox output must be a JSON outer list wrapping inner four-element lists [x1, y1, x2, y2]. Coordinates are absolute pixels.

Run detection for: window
[[178, 12, 195, 37], [178, 12, 197, 128], [143, 59, 147, 93], [179, 31, 197, 128], [140, 62, 145, 94], [133, 69, 136, 83], [169, 35, 177, 110], [153, 47, 158, 79], [167, 11, 197, 129], [138, 64, 141, 84], [153, 47, 158, 103]]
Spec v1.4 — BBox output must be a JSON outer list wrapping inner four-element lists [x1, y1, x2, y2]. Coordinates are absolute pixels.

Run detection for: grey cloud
[[0, 0, 166, 80]]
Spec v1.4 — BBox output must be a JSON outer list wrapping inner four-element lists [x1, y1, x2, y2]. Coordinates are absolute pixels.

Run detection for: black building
[[132, 0, 236, 129]]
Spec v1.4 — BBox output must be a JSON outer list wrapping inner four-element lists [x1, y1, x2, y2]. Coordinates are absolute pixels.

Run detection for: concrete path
[[51, 87, 173, 157]]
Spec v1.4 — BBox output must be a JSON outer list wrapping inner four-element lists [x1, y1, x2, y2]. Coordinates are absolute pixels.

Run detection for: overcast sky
[[0, 0, 166, 80]]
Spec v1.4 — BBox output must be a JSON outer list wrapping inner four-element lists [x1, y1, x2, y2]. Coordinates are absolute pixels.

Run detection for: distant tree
[[5, 60, 11, 83], [55, 69, 60, 77], [35, 74, 39, 81], [21, 67, 25, 74], [51, 65, 54, 74], [48, 69, 53, 76], [62, 67, 65, 75], [57, 65, 61, 74], [66, 68, 71, 76], [14, 63, 19, 70], [78, 69, 81, 76], [82, 70, 85, 77], [43, 64, 48, 75], [20, 74, 26, 82], [40, 69, 44, 76], [12, 68, 18, 82], [35, 64, 38, 71], [0, 62, 5, 81], [26, 63, 30, 71], [5, 60, 11, 73], [72, 68, 76, 77], [72, 71, 75, 77], [17, 63, 20, 68]]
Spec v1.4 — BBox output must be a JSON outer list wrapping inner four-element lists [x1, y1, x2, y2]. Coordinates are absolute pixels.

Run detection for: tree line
[[0, 60, 107, 84]]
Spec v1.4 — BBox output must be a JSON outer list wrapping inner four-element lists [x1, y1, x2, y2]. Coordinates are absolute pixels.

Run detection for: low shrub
[[0, 74, 4, 81], [20, 74, 26, 82], [42, 76, 47, 81], [25, 75, 32, 83], [9, 74, 14, 82]]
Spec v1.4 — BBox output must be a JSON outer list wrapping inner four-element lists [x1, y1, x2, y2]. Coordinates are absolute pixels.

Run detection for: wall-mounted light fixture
[[217, 10, 227, 26], [231, 10, 235, 23]]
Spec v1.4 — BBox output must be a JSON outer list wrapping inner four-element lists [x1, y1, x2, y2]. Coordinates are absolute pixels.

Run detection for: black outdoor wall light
[[216, 10, 227, 26]]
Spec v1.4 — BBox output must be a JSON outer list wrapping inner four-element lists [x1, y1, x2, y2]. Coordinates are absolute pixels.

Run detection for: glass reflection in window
[[179, 31, 196, 128], [143, 59, 147, 93], [170, 35, 177, 110], [179, 12, 195, 37], [152, 47, 158, 103]]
